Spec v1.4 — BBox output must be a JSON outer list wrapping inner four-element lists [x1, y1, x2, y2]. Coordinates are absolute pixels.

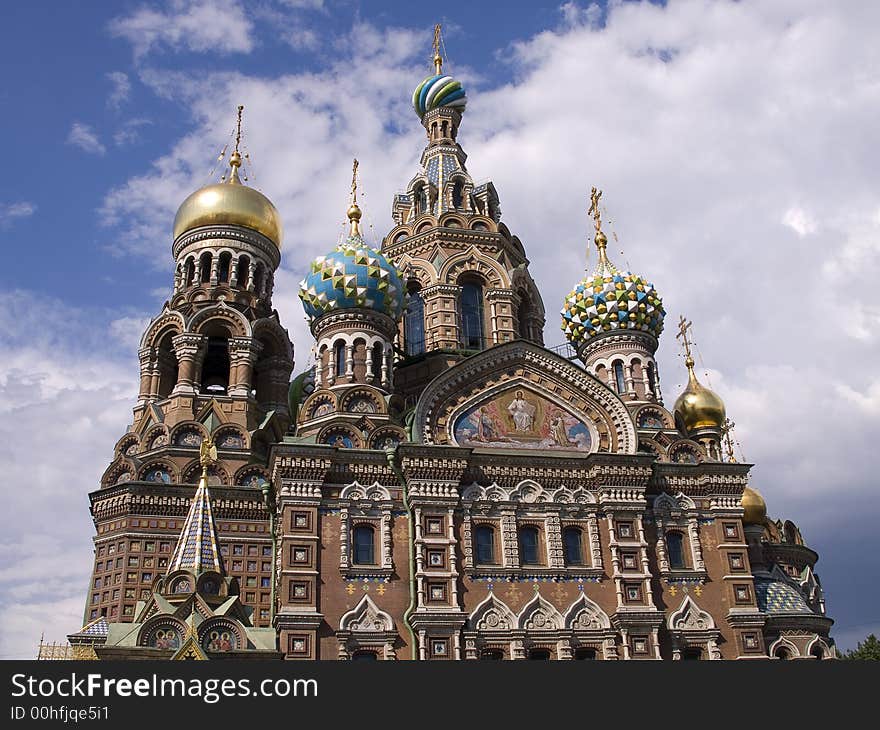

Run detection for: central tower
[[382, 26, 546, 405]]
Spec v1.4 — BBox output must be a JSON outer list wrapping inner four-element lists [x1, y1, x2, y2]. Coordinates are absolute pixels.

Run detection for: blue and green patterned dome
[[412, 74, 467, 117], [561, 258, 665, 346], [299, 234, 405, 323]]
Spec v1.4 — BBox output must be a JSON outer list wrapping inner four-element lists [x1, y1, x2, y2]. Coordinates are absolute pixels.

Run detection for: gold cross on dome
[[234, 104, 244, 154], [676, 315, 694, 361], [351, 158, 359, 204], [433, 24, 443, 73], [588, 187, 603, 236], [722, 418, 737, 463]]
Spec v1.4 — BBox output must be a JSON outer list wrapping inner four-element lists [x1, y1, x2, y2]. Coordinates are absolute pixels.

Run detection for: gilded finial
[[347, 158, 362, 236], [722, 417, 737, 462], [588, 187, 613, 272], [433, 24, 443, 74], [227, 104, 245, 184], [199, 435, 218, 478], [676, 315, 695, 369]]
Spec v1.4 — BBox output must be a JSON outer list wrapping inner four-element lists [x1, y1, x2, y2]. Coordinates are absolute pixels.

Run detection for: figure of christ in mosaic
[[453, 388, 592, 451]]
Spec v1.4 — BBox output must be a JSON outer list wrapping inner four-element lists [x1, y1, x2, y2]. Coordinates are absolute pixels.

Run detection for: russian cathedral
[[65, 30, 835, 661]]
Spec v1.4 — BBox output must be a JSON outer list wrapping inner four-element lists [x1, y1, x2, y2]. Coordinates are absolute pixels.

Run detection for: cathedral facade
[[72, 38, 834, 661]]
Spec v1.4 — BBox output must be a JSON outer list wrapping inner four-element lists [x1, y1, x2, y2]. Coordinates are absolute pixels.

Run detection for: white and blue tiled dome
[[299, 229, 404, 323], [412, 74, 467, 117]]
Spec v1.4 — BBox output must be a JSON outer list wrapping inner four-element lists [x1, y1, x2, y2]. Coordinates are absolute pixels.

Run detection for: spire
[[588, 187, 617, 275], [676, 315, 696, 374], [167, 435, 224, 576], [347, 158, 362, 237], [432, 23, 443, 74], [227, 105, 245, 185]]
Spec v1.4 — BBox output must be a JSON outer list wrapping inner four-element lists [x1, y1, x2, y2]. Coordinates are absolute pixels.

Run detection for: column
[[138, 347, 155, 402], [171, 334, 207, 395], [228, 337, 262, 397]]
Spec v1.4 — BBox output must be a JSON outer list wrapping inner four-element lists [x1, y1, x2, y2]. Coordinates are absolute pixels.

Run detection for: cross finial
[[676, 315, 694, 366], [722, 417, 737, 462], [588, 187, 603, 236], [433, 24, 443, 74], [234, 105, 244, 154], [347, 158, 363, 236], [351, 157, 359, 205]]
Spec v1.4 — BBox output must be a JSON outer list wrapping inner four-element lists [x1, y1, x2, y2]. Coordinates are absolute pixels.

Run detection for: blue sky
[[1, 0, 879, 659]]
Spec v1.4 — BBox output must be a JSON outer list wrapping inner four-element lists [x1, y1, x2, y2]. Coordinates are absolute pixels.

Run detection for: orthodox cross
[[676, 315, 694, 363], [588, 187, 603, 236], [433, 24, 443, 74], [234, 104, 244, 154], [351, 158, 359, 205]]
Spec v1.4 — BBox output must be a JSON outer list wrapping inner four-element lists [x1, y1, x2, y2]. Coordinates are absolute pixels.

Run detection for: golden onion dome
[[741, 486, 767, 526], [673, 357, 726, 433], [173, 151, 282, 247]]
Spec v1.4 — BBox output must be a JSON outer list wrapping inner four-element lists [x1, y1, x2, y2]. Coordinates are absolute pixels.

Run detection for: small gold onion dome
[[741, 486, 767, 526], [673, 357, 726, 432], [173, 151, 282, 247]]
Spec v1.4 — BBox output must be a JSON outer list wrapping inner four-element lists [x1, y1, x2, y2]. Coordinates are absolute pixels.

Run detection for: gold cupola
[[672, 316, 726, 434], [172, 106, 282, 247], [741, 486, 767, 526]]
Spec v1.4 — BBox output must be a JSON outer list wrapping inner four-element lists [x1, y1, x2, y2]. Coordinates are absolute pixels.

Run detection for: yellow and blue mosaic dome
[[561, 255, 665, 346], [299, 234, 404, 323], [412, 74, 467, 117]]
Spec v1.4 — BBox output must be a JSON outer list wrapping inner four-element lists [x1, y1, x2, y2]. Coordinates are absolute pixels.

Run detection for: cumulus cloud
[[113, 118, 152, 147], [106, 71, 131, 109], [67, 122, 106, 155], [108, 0, 255, 58], [0, 201, 36, 227], [0, 291, 141, 658]]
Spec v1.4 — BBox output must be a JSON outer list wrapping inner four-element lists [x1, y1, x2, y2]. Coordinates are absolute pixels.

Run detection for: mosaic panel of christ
[[452, 388, 593, 451]]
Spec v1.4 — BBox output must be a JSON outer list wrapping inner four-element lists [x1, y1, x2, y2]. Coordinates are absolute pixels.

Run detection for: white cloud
[[113, 117, 152, 146], [0, 291, 139, 659], [0, 201, 36, 227], [67, 122, 106, 155], [106, 70, 131, 109], [108, 0, 255, 58], [782, 206, 818, 237]]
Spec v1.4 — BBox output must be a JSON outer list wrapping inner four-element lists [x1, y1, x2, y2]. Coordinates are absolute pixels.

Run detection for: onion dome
[[412, 74, 467, 117], [673, 355, 726, 432], [173, 149, 283, 247], [561, 195, 665, 348], [299, 193, 404, 323], [741, 486, 767, 526]]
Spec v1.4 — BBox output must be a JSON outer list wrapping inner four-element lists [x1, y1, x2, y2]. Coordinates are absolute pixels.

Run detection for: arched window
[[614, 361, 626, 394], [236, 255, 249, 288], [774, 647, 792, 660], [353, 525, 375, 565], [156, 331, 179, 398], [528, 649, 551, 660], [218, 252, 231, 283], [200, 333, 230, 395], [517, 293, 532, 341], [519, 526, 541, 566], [480, 649, 504, 660], [253, 263, 265, 296], [404, 284, 426, 356], [335, 341, 346, 378], [199, 252, 212, 284], [646, 362, 657, 396], [452, 180, 464, 208], [563, 528, 584, 566], [184, 258, 195, 287], [682, 648, 703, 660], [475, 525, 495, 565], [372, 343, 384, 378], [459, 278, 484, 350], [351, 650, 378, 661], [666, 531, 686, 569]]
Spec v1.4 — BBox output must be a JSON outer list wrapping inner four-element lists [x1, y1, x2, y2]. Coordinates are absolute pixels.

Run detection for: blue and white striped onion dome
[[561, 270, 665, 346], [412, 74, 467, 117], [299, 235, 405, 322]]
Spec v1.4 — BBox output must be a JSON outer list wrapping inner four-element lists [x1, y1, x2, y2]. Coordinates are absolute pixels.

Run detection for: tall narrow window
[[236, 255, 250, 288], [335, 341, 346, 378], [614, 361, 626, 394], [184, 258, 195, 287], [460, 278, 484, 350], [452, 180, 464, 208], [199, 252, 212, 283], [404, 285, 426, 356], [200, 336, 230, 394], [218, 252, 231, 283], [372, 343, 384, 378], [353, 525, 375, 565], [475, 525, 495, 565], [517, 292, 532, 341], [563, 528, 584, 566], [666, 531, 686, 569], [646, 362, 657, 396], [519, 526, 541, 566]]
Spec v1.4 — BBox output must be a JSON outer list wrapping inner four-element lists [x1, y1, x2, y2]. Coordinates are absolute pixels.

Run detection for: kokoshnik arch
[[62, 29, 833, 661]]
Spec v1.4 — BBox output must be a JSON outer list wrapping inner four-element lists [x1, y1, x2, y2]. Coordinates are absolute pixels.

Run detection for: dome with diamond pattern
[[561, 232, 665, 347], [299, 233, 404, 323]]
